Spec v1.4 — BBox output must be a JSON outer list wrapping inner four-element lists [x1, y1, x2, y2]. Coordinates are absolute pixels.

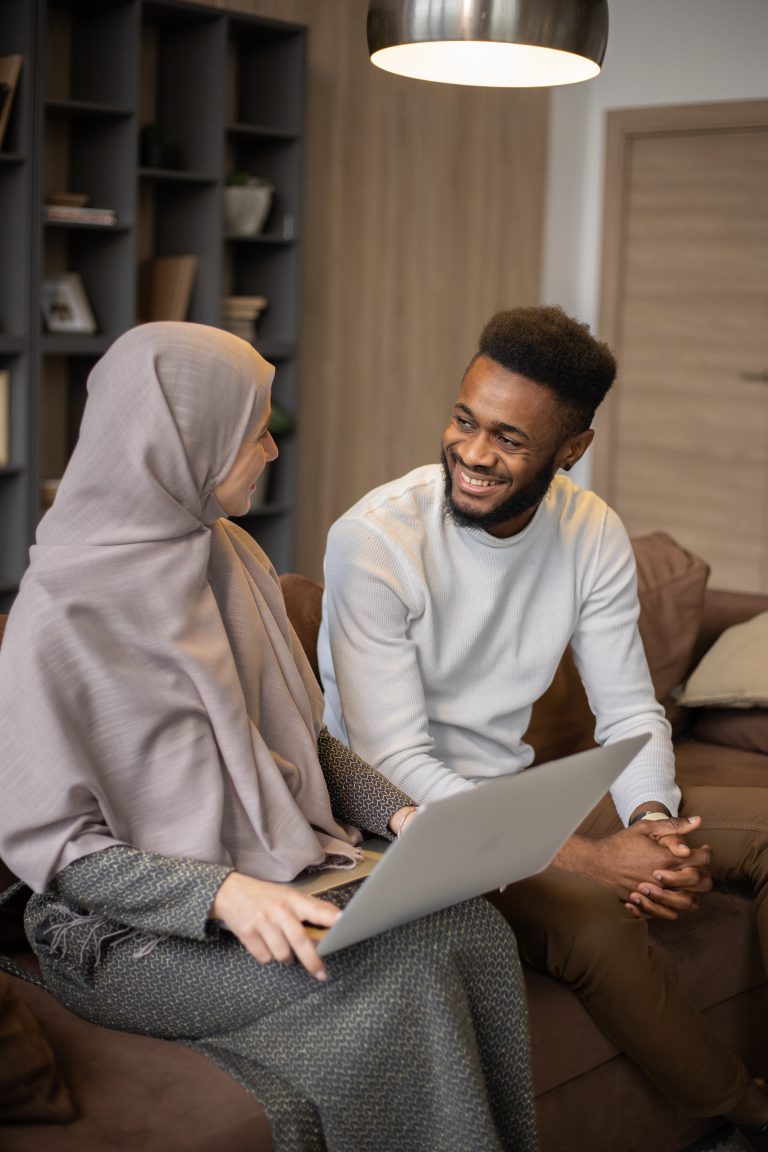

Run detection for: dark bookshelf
[[0, 0, 306, 609]]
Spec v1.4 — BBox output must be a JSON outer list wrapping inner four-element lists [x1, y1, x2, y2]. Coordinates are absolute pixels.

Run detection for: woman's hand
[[210, 872, 342, 981]]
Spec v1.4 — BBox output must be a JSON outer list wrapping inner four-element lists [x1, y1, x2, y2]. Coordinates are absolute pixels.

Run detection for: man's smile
[[452, 457, 507, 496]]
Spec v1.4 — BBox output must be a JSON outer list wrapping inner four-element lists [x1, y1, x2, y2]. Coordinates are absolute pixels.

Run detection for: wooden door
[[595, 101, 768, 592]]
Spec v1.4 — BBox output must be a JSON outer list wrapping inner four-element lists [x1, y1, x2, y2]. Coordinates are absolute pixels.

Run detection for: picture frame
[[41, 272, 97, 335], [0, 55, 22, 151]]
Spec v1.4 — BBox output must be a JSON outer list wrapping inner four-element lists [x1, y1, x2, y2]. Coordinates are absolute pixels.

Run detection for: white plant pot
[[224, 184, 273, 236]]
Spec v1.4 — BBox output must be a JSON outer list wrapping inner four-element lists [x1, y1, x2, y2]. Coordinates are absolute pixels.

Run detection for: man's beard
[[441, 448, 559, 531]]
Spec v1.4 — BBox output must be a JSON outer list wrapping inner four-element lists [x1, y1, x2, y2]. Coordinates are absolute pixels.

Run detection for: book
[[0, 369, 9, 466], [222, 295, 267, 313], [43, 204, 117, 226], [221, 317, 257, 340], [145, 255, 198, 321], [0, 55, 22, 150]]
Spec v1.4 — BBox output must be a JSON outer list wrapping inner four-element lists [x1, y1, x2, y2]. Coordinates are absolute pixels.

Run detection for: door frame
[[593, 98, 768, 498]]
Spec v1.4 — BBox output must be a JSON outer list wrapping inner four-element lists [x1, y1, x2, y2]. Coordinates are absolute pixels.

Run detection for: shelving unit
[[0, 0, 306, 609], [0, 0, 35, 603]]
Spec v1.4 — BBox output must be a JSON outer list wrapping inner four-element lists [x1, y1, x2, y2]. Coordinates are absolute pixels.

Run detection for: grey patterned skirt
[[26, 849, 538, 1152]]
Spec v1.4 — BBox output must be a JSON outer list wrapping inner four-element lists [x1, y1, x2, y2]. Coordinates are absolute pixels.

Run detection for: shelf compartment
[[0, 338, 26, 355], [140, 4, 225, 180], [45, 2, 138, 109], [227, 18, 305, 136], [0, 163, 33, 335], [39, 353, 98, 484], [44, 110, 136, 222], [225, 244, 300, 351], [139, 167, 217, 185], [42, 226, 135, 336], [46, 99, 134, 120], [138, 178, 220, 322], [227, 123, 299, 143], [224, 233, 296, 247], [44, 220, 132, 232], [41, 335, 111, 356]]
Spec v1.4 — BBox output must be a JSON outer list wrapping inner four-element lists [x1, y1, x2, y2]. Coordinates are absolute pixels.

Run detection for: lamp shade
[[367, 0, 609, 87]]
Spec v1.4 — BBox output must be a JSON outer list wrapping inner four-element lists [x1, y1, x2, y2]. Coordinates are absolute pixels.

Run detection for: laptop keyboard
[[314, 878, 365, 911]]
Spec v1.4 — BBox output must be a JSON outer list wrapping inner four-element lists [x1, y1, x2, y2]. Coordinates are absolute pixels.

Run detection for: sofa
[[1, 531, 766, 1152]]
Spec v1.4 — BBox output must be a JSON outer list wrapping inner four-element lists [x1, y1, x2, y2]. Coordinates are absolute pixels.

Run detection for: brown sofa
[[1, 532, 767, 1151]]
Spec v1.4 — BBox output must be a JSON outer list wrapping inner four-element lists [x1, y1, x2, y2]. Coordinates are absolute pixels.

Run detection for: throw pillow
[[0, 972, 76, 1123], [632, 532, 710, 702], [677, 610, 768, 708]]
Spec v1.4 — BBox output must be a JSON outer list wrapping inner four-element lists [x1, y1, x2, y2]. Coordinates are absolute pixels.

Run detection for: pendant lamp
[[367, 0, 609, 87]]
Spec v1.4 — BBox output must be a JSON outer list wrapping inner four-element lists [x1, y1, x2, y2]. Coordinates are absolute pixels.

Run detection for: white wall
[[542, 0, 768, 486]]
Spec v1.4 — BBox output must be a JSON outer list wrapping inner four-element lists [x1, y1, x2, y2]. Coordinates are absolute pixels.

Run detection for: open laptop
[[294, 733, 650, 956]]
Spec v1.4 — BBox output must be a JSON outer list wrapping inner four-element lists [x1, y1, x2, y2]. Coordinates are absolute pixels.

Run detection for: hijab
[[0, 322, 358, 892]]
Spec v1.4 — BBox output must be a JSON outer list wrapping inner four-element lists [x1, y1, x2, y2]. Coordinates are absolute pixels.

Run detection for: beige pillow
[[678, 610, 768, 708]]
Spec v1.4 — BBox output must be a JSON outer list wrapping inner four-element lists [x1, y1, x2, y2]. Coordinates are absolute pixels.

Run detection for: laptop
[[294, 732, 650, 956]]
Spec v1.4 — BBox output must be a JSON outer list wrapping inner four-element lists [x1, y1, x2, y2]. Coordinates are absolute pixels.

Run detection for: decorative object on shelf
[[0, 55, 22, 149], [224, 173, 273, 236], [140, 122, 182, 169], [40, 273, 97, 335], [44, 198, 117, 227], [40, 478, 59, 510], [144, 255, 198, 321], [46, 192, 89, 207], [367, 0, 608, 87], [220, 294, 267, 341], [0, 369, 9, 466]]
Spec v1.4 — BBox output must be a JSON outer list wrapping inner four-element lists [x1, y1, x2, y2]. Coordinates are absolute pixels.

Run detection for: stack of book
[[221, 295, 267, 341], [43, 203, 117, 226]]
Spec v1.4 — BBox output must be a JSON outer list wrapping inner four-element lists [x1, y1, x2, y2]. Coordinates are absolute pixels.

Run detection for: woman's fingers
[[211, 874, 345, 980]]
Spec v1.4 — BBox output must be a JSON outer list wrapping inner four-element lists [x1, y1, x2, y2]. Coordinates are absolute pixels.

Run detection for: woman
[[0, 323, 537, 1152]]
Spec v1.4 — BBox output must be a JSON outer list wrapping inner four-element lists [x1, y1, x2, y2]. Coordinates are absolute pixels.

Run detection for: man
[[318, 306, 768, 1129]]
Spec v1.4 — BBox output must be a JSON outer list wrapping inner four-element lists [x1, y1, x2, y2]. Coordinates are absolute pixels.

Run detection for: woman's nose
[[266, 432, 279, 461]]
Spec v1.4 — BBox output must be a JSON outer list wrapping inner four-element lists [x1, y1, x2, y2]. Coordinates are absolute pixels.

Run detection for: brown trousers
[[491, 785, 768, 1116]]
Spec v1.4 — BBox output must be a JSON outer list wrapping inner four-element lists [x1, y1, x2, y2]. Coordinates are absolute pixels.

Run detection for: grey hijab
[[0, 322, 358, 892]]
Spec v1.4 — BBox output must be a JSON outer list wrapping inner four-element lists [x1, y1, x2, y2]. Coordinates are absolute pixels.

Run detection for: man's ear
[[557, 428, 594, 472]]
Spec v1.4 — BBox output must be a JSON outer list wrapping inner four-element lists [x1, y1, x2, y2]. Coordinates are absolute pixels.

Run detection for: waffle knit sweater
[[319, 465, 679, 826]]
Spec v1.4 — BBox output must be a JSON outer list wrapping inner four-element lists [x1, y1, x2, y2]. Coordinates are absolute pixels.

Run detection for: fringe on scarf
[[41, 903, 162, 964]]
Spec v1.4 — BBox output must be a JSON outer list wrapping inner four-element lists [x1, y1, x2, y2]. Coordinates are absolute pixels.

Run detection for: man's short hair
[[476, 306, 617, 437]]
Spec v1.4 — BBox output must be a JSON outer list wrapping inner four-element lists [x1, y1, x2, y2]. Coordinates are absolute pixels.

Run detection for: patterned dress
[[23, 733, 538, 1152]]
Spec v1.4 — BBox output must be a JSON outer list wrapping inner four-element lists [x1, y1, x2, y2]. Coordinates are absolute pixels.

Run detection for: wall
[[542, 0, 768, 488], [196, 0, 549, 576]]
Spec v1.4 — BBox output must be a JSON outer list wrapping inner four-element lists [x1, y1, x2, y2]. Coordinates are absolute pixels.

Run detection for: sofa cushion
[[525, 649, 596, 765], [279, 573, 323, 682], [1, 972, 272, 1151], [674, 739, 768, 789], [677, 610, 768, 708], [690, 708, 768, 756], [526, 884, 762, 1096], [632, 532, 710, 701], [0, 971, 76, 1123], [526, 533, 710, 760]]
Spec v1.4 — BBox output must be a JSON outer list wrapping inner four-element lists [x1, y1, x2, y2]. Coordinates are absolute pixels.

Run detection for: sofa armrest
[[692, 588, 768, 667]]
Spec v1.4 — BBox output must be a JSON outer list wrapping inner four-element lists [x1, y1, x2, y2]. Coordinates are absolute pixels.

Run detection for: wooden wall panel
[[193, 0, 548, 577]]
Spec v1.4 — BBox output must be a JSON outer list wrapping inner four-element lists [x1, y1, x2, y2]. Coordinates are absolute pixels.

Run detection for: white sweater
[[318, 465, 679, 825]]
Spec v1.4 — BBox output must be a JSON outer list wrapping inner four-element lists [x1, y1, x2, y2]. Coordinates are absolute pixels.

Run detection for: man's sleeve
[[320, 518, 474, 804], [569, 509, 681, 825]]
